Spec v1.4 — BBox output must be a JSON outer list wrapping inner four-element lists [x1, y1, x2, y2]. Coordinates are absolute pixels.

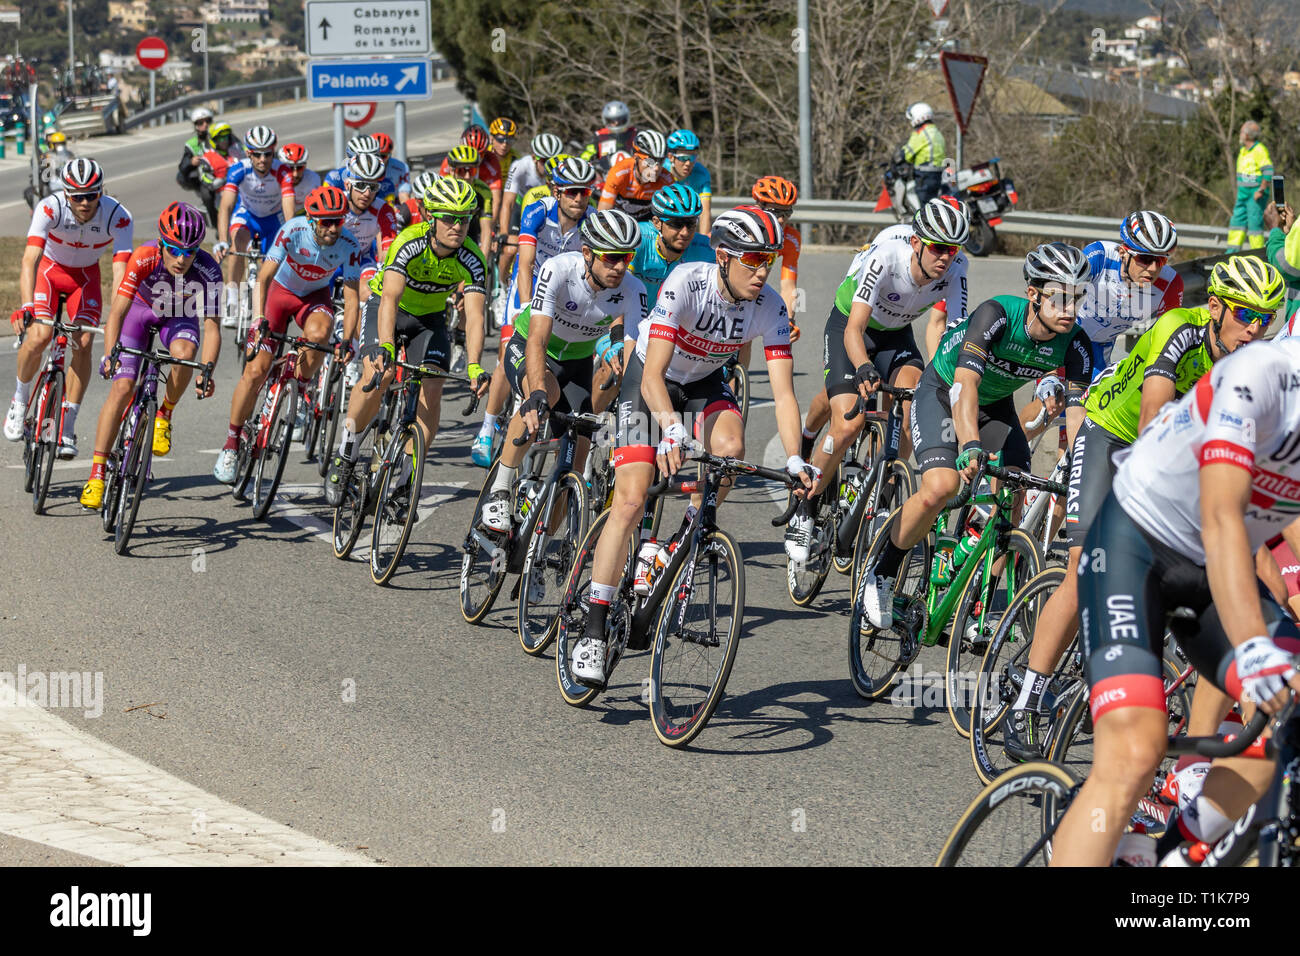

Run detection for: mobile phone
[[1273, 175, 1285, 207]]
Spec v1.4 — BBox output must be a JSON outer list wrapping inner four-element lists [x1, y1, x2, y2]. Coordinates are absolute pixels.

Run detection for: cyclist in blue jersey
[[213, 125, 283, 329], [323, 135, 409, 206], [666, 130, 712, 232]]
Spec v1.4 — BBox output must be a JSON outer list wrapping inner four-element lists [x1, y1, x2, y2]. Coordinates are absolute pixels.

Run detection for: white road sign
[[305, 0, 431, 57]]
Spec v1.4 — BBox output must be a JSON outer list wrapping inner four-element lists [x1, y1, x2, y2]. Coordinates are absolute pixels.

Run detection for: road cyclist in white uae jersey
[[5, 159, 134, 459], [470, 157, 598, 467], [275, 143, 321, 218], [213, 185, 361, 484], [1050, 320, 1300, 867], [212, 125, 285, 330], [569, 206, 817, 688], [785, 199, 970, 562], [478, 209, 648, 538]]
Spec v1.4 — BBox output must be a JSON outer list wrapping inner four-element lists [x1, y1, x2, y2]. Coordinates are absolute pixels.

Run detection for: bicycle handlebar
[[945, 457, 1068, 511], [1168, 708, 1270, 759], [109, 343, 215, 398], [643, 444, 802, 521], [843, 383, 915, 420]]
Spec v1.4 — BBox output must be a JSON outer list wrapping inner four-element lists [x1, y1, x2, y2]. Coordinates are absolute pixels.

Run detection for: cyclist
[[5, 159, 134, 458], [499, 132, 565, 289], [470, 157, 598, 467], [1052, 320, 1300, 867], [487, 117, 518, 176], [859, 242, 1095, 629], [79, 203, 222, 509], [395, 169, 439, 228], [325, 135, 408, 204], [597, 130, 672, 222], [339, 152, 400, 302], [370, 132, 411, 202], [665, 129, 712, 232], [213, 185, 361, 484], [195, 121, 241, 228], [442, 144, 495, 252], [213, 125, 283, 330], [785, 200, 970, 562], [323, 177, 490, 506], [477, 209, 648, 537], [441, 126, 504, 220], [581, 100, 637, 174], [752, 175, 803, 324], [1003, 257, 1275, 762], [178, 107, 213, 194], [276, 143, 320, 218], [571, 207, 815, 687]]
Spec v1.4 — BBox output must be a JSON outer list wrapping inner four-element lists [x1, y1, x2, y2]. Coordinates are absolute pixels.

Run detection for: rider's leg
[[807, 391, 865, 498], [801, 388, 830, 459]]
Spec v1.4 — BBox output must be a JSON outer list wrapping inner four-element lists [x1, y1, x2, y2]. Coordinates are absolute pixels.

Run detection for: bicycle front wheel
[[31, 370, 63, 515], [252, 380, 297, 521], [460, 461, 509, 624], [519, 472, 590, 656], [114, 399, 155, 555], [370, 423, 426, 585], [786, 492, 834, 608], [936, 761, 1081, 866], [729, 364, 750, 426], [649, 527, 745, 747], [319, 362, 347, 478], [100, 424, 125, 534], [850, 457, 915, 595], [555, 508, 632, 707]]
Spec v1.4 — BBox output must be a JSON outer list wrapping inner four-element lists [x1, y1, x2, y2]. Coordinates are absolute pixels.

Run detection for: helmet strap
[[914, 246, 936, 283], [1208, 299, 1230, 360], [717, 253, 744, 303]]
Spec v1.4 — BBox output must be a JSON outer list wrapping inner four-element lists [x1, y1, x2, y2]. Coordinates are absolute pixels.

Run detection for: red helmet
[[304, 184, 347, 218], [372, 132, 394, 158], [461, 125, 490, 153], [277, 143, 308, 167]]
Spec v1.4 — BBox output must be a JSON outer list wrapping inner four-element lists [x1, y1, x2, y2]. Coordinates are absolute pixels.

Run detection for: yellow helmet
[[489, 116, 517, 138], [422, 175, 477, 215], [447, 144, 479, 168], [47, 131, 67, 145], [1207, 256, 1285, 312]]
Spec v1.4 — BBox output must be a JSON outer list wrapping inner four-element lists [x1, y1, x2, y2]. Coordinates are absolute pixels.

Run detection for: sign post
[[939, 50, 987, 174], [342, 102, 377, 128], [135, 37, 169, 118], [305, 0, 431, 57]]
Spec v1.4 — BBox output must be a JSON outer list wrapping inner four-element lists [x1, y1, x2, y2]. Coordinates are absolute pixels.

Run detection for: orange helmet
[[372, 132, 394, 157], [752, 175, 797, 206]]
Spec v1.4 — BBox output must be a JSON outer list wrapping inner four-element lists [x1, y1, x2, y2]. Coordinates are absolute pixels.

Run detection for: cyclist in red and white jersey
[[5, 159, 134, 458], [339, 152, 400, 301], [1052, 261, 1300, 866], [213, 185, 361, 483], [276, 143, 320, 218]]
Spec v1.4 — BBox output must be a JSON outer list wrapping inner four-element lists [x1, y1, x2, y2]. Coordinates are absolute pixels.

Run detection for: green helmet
[[1207, 256, 1285, 312], [422, 175, 477, 215]]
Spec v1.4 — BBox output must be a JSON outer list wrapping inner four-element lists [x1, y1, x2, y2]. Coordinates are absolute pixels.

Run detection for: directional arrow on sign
[[394, 66, 419, 93], [318, 17, 332, 39]]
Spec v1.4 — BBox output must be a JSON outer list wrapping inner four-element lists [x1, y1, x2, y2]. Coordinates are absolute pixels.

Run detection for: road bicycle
[[226, 245, 262, 370], [554, 444, 801, 747], [304, 311, 351, 477]]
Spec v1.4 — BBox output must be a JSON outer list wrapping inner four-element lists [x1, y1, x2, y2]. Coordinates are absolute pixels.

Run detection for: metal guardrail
[[122, 76, 306, 131]]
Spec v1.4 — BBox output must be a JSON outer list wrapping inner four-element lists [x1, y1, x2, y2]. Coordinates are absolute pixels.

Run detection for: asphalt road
[[0, 227, 1042, 864]]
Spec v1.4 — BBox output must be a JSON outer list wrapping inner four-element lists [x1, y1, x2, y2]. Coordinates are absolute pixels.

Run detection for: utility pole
[[66, 0, 74, 77], [797, 0, 812, 202]]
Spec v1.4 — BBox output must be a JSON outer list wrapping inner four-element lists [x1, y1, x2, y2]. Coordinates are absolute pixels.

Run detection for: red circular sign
[[135, 37, 169, 71], [343, 103, 377, 129]]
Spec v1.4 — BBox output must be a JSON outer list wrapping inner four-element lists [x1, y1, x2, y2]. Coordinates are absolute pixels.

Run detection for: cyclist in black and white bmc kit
[[1052, 330, 1300, 867]]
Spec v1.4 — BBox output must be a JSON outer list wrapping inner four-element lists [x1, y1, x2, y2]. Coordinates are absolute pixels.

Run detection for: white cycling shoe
[[213, 448, 238, 484], [784, 512, 814, 564], [479, 489, 512, 533], [571, 636, 607, 686], [3, 399, 24, 441], [860, 572, 897, 630], [57, 432, 77, 460]]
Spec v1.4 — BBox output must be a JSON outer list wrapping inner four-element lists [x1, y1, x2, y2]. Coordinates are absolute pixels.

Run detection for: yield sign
[[940, 51, 988, 134], [927, 0, 950, 15], [135, 36, 169, 71]]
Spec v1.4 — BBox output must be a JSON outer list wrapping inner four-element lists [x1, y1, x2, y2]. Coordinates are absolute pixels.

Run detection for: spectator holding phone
[[1264, 198, 1300, 334]]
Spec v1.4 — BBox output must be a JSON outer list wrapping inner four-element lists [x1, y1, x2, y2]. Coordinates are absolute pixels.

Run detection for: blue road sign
[[308, 58, 432, 103]]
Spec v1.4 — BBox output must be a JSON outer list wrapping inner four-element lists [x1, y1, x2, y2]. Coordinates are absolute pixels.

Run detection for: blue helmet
[[666, 129, 700, 152], [651, 183, 703, 219]]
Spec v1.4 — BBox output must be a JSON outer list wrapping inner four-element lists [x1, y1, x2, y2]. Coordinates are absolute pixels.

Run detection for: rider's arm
[[925, 304, 948, 361], [377, 271, 405, 350], [217, 188, 235, 245], [1061, 330, 1093, 452], [279, 171, 295, 225], [762, 307, 801, 459], [780, 226, 800, 318], [950, 298, 1012, 448], [460, 244, 489, 370], [253, 256, 279, 321], [1202, 463, 1269, 647], [18, 243, 43, 307], [523, 310, 553, 397], [515, 239, 539, 303], [100, 291, 131, 360], [843, 299, 875, 372], [929, 257, 969, 359], [597, 164, 620, 212]]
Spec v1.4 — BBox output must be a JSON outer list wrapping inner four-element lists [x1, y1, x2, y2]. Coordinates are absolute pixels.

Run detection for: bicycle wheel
[[31, 371, 62, 515], [319, 362, 347, 478], [100, 424, 126, 534], [848, 506, 931, 700], [331, 429, 377, 560], [786, 489, 835, 607], [832, 421, 886, 577], [850, 457, 915, 595], [114, 399, 155, 555], [369, 423, 426, 585], [303, 360, 327, 464], [519, 472, 590, 656], [649, 527, 744, 747], [969, 567, 1066, 785], [729, 363, 750, 425], [252, 380, 297, 521], [946, 527, 1043, 738], [936, 761, 1081, 866], [460, 461, 509, 624], [231, 380, 265, 503]]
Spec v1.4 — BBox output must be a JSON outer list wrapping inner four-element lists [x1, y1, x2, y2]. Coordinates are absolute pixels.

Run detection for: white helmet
[[191, 107, 213, 123], [1024, 242, 1090, 288], [633, 129, 667, 162], [345, 152, 386, 185], [602, 100, 630, 131], [912, 198, 970, 246], [906, 102, 934, 127]]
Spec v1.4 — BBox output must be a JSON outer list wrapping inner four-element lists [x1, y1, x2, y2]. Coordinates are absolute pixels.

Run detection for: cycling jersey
[[368, 222, 487, 314], [779, 224, 801, 282], [222, 158, 285, 218], [931, 294, 1093, 404], [279, 167, 322, 213], [198, 145, 242, 186], [117, 241, 222, 317], [504, 155, 544, 197], [1113, 338, 1300, 563], [26, 192, 133, 268], [1085, 306, 1214, 444], [1078, 240, 1183, 353], [343, 197, 400, 267], [635, 261, 791, 384], [266, 216, 362, 296], [629, 220, 713, 305], [675, 162, 712, 198], [324, 161, 410, 202], [506, 196, 589, 320], [581, 127, 637, 167], [515, 250, 648, 361], [437, 153, 503, 191], [599, 155, 672, 220], [386, 156, 411, 197], [832, 223, 968, 329]]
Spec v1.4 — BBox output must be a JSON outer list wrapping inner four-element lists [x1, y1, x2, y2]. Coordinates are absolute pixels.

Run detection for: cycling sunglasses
[[350, 180, 382, 192], [593, 250, 635, 265], [671, 153, 696, 164], [659, 216, 698, 230], [558, 186, 593, 199], [1223, 298, 1273, 329], [759, 203, 793, 217], [315, 217, 344, 228], [159, 238, 199, 258], [731, 250, 777, 270], [432, 212, 473, 225], [920, 237, 961, 257], [67, 191, 101, 202], [248, 150, 275, 159], [492, 134, 513, 144], [1126, 247, 1168, 268]]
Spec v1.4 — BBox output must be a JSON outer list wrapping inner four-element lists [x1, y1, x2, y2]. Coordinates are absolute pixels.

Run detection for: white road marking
[[271, 479, 467, 558], [0, 681, 376, 866]]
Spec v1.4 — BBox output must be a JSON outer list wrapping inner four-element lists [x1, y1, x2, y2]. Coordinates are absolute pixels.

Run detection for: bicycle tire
[[331, 427, 376, 560], [100, 423, 125, 534], [848, 504, 931, 700], [649, 527, 745, 747], [936, 761, 1081, 866], [114, 398, 155, 555], [21, 379, 40, 494], [832, 420, 887, 577], [31, 370, 62, 515], [460, 460, 509, 624], [969, 567, 1067, 785], [369, 422, 426, 585], [252, 379, 297, 521], [731, 364, 750, 426], [319, 361, 347, 478], [231, 379, 264, 503], [850, 457, 915, 596], [946, 527, 1043, 738], [303, 359, 327, 464], [519, 472, 590, 656], [786, 488, 834, 608]]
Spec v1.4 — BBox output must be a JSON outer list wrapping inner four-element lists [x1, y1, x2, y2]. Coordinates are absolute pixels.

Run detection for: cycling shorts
[[822, 305, 923, 399], [908, 364, 1031, 473], [32, 259, 102, 327], [612, 352, 739, 467], [1079, 492, 1300, 722], [256, 281, 334, 354], [230, 207, 282, 255], [502, 331, 592, 416], [1064, 417, 1127, 549], [359, 294, 449, 371], [113, 299, 200, 382]]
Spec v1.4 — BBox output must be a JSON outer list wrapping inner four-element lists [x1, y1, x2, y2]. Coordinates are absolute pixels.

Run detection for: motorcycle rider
[[178, 108, 213, 194], [901, 103, 947, 207], [581, 100, 638, 175]]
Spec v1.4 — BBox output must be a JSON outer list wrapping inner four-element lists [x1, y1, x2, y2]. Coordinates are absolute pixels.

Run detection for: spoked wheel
[[848, 506, 931, 700], [252, 380, 297, 521], [850, 457, 915, 595], [369, 423, 426, 585], [969, 567, 1066, 785], [30, 371, 63, 515], [113, 399, 155, 555], [834, 419, 887, 577], [786, 490, 834, 608], [231, 380, 267, 503], [303, 359, 328, 465], [946, 528, 1043, 738], [649, 527, 745, 747], [460, 460, 510, 624], [727, 363, 750, 426], [319, 362, 347, 478], [936, 761, 1081, 867], [100, 428, 125, 534], [519, 472, 590, 656]]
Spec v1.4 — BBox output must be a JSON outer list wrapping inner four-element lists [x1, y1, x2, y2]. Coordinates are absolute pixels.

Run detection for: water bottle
[[952, 525, 982, 567], [516, 479, 540, 521], [932, 520, 957, 586], [1113, 829, 1157, 867], [261, 383, 276, 421], [633, 539, 660, 596], [838, 463, 864, 511]]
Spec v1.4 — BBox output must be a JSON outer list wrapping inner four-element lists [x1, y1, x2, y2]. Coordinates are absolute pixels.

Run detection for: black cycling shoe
[[1003, 707, 1044, 762], [324, 455, 354, 508]]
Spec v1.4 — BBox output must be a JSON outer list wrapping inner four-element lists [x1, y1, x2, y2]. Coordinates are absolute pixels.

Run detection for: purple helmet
[[158, 201, 206, 248]]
